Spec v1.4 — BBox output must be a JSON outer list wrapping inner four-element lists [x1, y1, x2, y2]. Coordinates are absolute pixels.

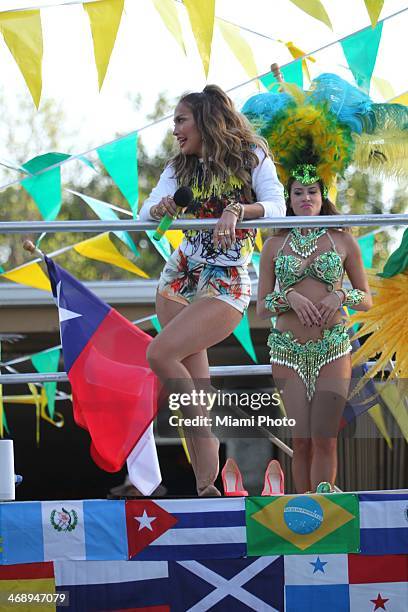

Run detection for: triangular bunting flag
[[153, 0, 186, 54], [288, 0, 332, 30], [341, 21, 383, 92], [97, 133, 139, 216], [233, 311, 258, 363], [21, 153, 70, 220], [183, 0, 215, 77], [218, 19, 259, 85], [2, 262, 51, 292], [74, 191, 138, 256], [364, 0, 384, 28], [0, 9, 43, 107], [84, 0, 124, 90], [74, 233, 148, 278], [31, 348, 61, 420]]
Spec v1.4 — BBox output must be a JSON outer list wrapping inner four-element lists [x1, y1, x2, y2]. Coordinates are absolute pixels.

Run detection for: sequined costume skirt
[[267, 323, 352, 401]]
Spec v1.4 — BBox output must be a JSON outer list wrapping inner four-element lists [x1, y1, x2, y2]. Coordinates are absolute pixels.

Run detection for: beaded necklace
[[289, 228, 327, 258]]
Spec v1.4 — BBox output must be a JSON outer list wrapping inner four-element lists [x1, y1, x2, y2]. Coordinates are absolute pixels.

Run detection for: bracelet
[[224, 202, 244, 222], [265, 290, 290, 314], [343, 289, 365, 307], [284, 287, 295, 306], [333, 290, 343, 308]]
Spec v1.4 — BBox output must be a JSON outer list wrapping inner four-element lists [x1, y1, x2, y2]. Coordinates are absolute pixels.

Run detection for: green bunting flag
[[31, 347, 61, 420], [358, 233, 375, 268], [97, 133, 139, 217], [233, 311, 258, 363], [251, 252, 260, 277], [246, 494, 360, 556], [379, 228, 408, 278], [341, 21, 383, 92], [151, 315, 162, 333], [75, 192, 138, 257], [260, 59, 303, 90], [21, 152, 70, 220], [145, 230, 171, 261]]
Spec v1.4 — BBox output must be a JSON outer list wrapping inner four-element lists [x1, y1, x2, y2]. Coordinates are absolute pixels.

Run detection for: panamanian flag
[[284, 552, 408, 611], [44, 256, 160, 495]]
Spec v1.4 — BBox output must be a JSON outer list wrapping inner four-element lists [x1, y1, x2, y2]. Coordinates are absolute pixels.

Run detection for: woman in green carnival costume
[[139, 85, 285, 496], [257, 165, 372, 493], [244, 72, 382, 492]]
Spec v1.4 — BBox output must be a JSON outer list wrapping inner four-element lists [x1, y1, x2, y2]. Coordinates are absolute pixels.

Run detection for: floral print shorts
[[157, 249, 251, 313]]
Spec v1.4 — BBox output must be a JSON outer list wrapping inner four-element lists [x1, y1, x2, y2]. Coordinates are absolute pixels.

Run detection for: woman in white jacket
[[139, 85, 285, 495]]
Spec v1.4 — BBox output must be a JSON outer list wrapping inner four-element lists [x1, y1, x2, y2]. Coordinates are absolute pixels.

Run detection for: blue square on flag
[[44, 256, 158, 478]]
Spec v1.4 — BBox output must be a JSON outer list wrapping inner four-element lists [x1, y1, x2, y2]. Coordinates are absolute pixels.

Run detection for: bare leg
[[150, 293, 242, 495], [310, 355, 351, 490], [273, 365, 312, 493]]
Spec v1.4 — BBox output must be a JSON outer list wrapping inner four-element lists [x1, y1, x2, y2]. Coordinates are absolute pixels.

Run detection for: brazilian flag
[[246, 494, 360, 556]]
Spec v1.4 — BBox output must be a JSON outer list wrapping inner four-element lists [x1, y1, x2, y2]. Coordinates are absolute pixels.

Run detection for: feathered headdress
[[242, 72, 408, 189]]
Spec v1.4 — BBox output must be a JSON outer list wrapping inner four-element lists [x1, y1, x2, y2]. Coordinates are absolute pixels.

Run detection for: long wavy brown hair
[[170, 85, 270, 200]]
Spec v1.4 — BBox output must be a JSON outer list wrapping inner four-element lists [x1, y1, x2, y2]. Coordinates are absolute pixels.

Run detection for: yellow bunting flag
[[0, 9, 43, 107], [390, 92, 408, 105], [255, 230, 263, 253], [372, 76, 395, 101], [74, 232, 149, 278], [84, 0, 125, 90], [2, 262, 51, 292], [379, 382, 408, 445], [328, 182, 337, 203], [217, 20, 259, 86], [283, 41, 315, 82], [28, 382, 42, 445], [364, 0, 384, 28], [165, 229, 184, 250], [153, 0, 186, 54], [288, 0, 332, 30], [368, 404, 392, 449], [183, 0, 215, 77]]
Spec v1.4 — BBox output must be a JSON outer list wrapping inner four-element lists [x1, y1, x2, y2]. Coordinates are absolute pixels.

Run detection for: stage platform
[[1, 492, 407, 611]]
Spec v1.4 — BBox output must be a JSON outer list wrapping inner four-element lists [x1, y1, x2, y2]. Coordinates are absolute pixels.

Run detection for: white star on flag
[[56, 281, 82, 323], [135, 509, 156, 531]]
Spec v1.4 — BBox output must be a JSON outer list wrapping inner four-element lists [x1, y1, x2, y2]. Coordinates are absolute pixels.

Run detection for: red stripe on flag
[[348, 554, 408, 584], [0, 562, 54, 580], [112, 608, 170, 612], [69, 309, 158, 472]]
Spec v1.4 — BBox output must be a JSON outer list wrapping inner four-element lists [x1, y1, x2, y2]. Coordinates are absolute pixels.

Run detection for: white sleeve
[[251, 148, 285, 218], [138, 164, 178, 221]]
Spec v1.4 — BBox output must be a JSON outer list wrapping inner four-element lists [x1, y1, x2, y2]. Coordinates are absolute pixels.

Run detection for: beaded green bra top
[[275, 229, 343, 291]]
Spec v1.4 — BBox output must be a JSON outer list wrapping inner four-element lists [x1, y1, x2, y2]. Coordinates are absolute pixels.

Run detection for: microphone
[[153, 186, 193, 241]]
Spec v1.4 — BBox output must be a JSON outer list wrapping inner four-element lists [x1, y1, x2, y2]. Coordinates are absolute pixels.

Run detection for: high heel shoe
[[261, 460, 285, 496], [221, 458, 248, 496]]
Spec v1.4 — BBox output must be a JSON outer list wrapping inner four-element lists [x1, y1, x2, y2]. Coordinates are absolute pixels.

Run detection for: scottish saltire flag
[[44, 256, 161, 495], [0, 501, 127, 564], [169, 556, 284, 611], [285, 553, 408, 611], [54, 560, 170, 612], [246, 495, 360, 556], [126, 498, 246, 560], [0, 562, 56, 607], [359, 492, 408, 554]]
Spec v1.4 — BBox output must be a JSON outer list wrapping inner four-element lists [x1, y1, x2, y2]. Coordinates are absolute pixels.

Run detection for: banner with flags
[[44, 255, 161, 495], [246, 494, 360, 556]]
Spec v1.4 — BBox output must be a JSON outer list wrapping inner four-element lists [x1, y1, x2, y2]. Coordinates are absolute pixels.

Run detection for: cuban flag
[[44, 256, 161, 495]]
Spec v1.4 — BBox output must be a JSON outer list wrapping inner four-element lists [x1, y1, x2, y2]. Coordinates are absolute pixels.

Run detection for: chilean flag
[[45, 256, 161, 495]]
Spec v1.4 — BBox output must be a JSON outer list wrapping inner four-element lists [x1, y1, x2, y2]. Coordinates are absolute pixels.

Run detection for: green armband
[[343, 289, 365, 307], [265, 291, 290, 314]]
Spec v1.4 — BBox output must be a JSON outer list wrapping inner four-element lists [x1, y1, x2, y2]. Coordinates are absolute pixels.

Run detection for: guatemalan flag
[[44, 256, 161, 495]]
